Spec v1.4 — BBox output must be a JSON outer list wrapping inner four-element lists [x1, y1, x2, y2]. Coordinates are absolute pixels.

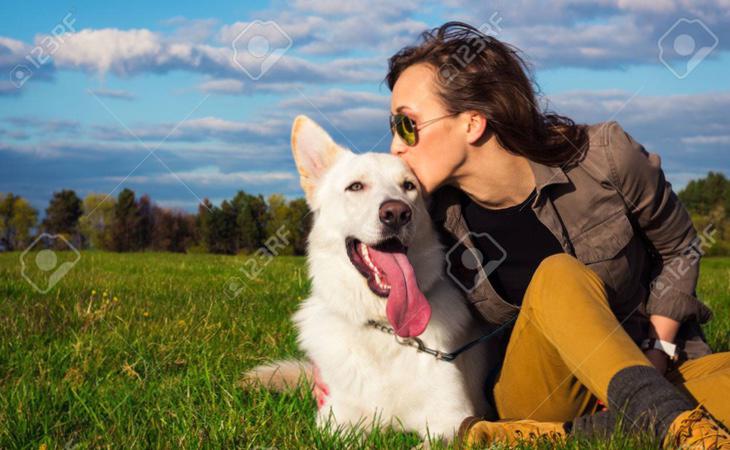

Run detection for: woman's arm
[[649, 314, 681, 343], [644, 314, 681, 373], [603, 122, 713, 369]]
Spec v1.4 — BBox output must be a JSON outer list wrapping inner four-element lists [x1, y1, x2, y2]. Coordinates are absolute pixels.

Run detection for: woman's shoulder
[[583, 120, 641, 150], [574, 120, 657, 188]]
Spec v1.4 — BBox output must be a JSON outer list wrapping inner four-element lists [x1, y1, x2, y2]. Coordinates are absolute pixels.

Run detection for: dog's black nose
[[379, 200, 412, 230]]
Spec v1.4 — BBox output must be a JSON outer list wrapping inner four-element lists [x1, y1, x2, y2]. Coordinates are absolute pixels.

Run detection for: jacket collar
[[428, 160, 569, 224]]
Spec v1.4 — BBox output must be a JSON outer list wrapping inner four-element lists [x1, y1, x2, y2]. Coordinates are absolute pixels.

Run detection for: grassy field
[[0, 252, 728, 449]]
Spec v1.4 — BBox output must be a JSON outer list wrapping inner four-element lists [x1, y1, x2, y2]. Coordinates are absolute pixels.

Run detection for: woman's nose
[[390, 136, 406, 156]]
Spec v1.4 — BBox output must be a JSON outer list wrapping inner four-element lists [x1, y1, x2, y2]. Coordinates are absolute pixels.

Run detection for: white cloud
[[1, 0, 728, 91], [91, 115, 289, 144], [114, 166, 295, 185], [219, 18, 323, 46], [160, 16, 219, 43], [49, 28, 164, 76], [443, 0, 730, 69], [198, 78, 246, 94], [7, 116, 81, 134], [0, 141, 62, 158], [87, 88, 135, 100], [616, 0, 677, 13], [0, 36, 55, 93], [279, 88, 388, 110], [290, 0, 420, 16], [546, 89, 730, 180], [681, 135, 730, 145], [549, 90, 730, 130], [36, 26, 381, 84]]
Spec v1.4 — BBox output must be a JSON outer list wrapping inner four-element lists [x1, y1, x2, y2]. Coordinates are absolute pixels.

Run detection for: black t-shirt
[[461, 189, 564, 306]]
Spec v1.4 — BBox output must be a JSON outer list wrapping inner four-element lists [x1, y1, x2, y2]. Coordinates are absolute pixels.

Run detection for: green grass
[[0, 252, 728, 449]]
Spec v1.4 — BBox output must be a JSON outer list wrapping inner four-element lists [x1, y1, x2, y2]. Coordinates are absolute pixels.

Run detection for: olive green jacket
[[429, 121, 714, 361]]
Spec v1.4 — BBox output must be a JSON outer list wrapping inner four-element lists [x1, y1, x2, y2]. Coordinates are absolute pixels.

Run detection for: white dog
[[243, 115, 498, 444]]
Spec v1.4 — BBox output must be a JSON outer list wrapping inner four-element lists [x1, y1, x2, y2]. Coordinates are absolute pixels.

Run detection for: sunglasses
[[389, 112, 459, 146]]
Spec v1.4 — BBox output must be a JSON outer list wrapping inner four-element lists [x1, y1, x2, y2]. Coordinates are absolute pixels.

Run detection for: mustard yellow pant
[[490, 253, 730, 428]]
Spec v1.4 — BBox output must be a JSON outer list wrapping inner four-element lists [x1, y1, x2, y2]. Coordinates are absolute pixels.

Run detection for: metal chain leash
[[365, 320, 458, 362], [365, 316, 517, 363]]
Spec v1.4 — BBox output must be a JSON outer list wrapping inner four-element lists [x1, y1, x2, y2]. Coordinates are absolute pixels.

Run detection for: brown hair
[[386, 21, 587, 167]]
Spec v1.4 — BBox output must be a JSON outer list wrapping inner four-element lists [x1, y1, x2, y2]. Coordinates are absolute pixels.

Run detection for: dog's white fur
[[243, 115, 494, 443]]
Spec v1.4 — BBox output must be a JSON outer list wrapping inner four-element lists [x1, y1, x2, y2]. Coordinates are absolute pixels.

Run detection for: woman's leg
[[461, 253, 730, 448], [492, 253, 652, 421], [667, 352, 730, 426]]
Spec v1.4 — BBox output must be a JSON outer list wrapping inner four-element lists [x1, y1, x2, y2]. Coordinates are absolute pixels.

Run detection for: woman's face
[[390, 63, 467, 194]]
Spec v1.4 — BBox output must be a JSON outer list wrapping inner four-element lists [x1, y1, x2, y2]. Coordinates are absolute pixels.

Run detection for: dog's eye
[[403, 180, 416, 191], [346, 181, 364, 192]]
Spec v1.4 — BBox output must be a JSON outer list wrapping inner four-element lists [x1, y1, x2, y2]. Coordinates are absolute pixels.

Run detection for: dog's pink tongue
[[368, 246, 431, 338]]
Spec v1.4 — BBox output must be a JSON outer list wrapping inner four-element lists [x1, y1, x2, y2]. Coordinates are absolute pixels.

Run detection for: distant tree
[[679, 171, 730, 256], [43, 190, 82, 238], [0, 193, 38, 250], [195, 193, 310, 255], [265, 194, 292, 255], [196, 193, 270, 255], [151, 206, 196, 252], [111, 188, 140, 252], [287, 198, 311, 256], [137, 194, 154, 249], [0, 193, 19, 250], [249, 195, 268, 246], [232, 191, 267, 252], [206, 200, 239, 254], [197, 199, 214, 251], [10, 196, 38, 250], [78, 194, 116, 250], [679, 171, 730, 215]]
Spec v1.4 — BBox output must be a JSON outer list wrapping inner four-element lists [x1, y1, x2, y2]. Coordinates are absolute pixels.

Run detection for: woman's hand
[[643, 348, 669, 375], [645, 314, 679, 376], [312, 363, 329, 409]]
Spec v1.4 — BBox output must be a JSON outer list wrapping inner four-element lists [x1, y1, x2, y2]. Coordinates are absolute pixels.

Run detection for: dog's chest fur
[[292, 237, 494, 439]]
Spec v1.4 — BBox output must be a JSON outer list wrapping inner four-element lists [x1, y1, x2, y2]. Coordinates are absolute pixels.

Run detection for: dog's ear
[[291, 115, 344, 205]]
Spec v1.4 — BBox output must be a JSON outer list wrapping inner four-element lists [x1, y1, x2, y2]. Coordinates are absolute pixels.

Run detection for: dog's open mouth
[[346, 237, 431, 338]]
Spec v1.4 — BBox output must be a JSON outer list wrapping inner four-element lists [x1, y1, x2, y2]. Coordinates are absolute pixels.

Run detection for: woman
[[312, 21, 729, 447], [376, 21, 730, 448]]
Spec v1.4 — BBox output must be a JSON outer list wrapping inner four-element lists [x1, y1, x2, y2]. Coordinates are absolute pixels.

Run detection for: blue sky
[[1, 0, 729, 213]]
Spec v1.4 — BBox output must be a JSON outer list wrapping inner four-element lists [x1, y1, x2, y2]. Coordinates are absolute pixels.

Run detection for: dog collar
[[365, 317, 516, 363]]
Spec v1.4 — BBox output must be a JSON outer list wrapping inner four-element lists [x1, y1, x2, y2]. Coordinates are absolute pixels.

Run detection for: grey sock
[[609, 365, 695, 438], [569, 365, 694, 441], [569, 409, 619, 439]]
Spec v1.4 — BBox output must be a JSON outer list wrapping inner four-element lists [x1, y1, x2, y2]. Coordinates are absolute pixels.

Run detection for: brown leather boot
[[458, 415, 568, 448], [662, 404, 730, 449]]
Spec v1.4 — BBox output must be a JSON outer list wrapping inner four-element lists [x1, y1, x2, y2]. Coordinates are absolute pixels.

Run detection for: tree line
[[677, 171, 730, 256], [1, 171, 728, 255], [0, 188, 311, 255]]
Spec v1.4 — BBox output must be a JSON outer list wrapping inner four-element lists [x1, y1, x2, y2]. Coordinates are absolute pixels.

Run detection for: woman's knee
[[535, 253, 585, 278], [523, 253, 603, 312]]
